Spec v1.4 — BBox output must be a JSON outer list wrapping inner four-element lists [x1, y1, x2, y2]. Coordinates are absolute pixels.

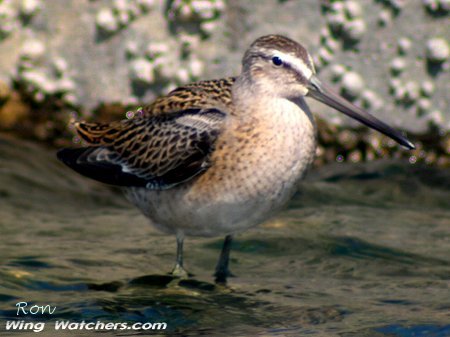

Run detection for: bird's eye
[[272, 56, 283, 66]]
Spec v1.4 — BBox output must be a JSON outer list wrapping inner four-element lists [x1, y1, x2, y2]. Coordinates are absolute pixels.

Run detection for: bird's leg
[[214, 234, 235, 284], [171, 232, 188, 278]]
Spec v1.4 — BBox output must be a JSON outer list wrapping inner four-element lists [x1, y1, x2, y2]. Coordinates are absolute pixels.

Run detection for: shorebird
[[57, 35, 414, 283]]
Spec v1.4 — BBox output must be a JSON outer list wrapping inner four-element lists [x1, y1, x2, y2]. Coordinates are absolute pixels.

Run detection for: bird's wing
[[57, 106, 226, 190], [142, 77, 236, 116], [57, 77, 236, 189]]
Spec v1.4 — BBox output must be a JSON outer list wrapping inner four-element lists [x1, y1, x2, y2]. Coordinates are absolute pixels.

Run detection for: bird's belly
[[127, 183, 297, 237], [126, 159, 309, 236], [127, 102, 317, 237]]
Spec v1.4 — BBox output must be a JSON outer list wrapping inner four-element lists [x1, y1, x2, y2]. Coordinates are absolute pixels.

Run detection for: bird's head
[[242, 34, 315, 98], [240, 35, 415, 150]]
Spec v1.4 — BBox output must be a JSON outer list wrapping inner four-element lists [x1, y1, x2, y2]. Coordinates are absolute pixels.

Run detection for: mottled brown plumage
[[69, 78, 238, 189], [57, 34, 413, 283], [142, 77, 236, 116], [68, 108, 224, 189]]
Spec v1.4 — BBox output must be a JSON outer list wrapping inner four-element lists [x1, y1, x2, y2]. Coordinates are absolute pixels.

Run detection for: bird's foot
[[170, 263, 191, 279], [171, 263, 189, 278], [214, 268, 235, 284]]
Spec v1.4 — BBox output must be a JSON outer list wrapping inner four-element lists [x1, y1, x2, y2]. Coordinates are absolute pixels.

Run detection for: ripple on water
[[375, 324, 450, 337], [0, 135, 449, 336]]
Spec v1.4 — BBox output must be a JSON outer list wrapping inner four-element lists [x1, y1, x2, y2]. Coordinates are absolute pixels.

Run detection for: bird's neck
[[231, 73, 270, 110], [231, 73, 313, 124]]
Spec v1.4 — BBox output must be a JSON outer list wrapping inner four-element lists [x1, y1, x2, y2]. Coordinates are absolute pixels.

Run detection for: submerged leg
[[171, 232, 188, 278], [214, 234, 234, 284]]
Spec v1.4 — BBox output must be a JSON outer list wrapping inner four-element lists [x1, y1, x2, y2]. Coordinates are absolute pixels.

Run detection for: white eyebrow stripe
[[274, 52, 313, 79], [307, 54, 316, 74]]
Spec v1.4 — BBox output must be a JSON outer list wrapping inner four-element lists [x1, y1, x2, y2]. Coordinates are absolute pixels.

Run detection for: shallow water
[[0, 134, 449, 336]]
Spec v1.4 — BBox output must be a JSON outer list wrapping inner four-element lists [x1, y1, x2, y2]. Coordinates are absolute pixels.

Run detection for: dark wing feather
[[57, 108, 225, 190], [57, 147, 149, 187]]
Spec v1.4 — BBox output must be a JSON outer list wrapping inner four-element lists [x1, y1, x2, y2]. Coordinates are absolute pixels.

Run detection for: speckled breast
[[126, 97, 317, 237]]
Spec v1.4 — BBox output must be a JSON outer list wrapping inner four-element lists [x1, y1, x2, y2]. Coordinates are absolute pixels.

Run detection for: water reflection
[[0, 135, 449, 336]]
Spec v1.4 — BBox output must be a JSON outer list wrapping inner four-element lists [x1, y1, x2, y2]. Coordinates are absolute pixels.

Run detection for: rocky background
[[0, 0, 448, 166]]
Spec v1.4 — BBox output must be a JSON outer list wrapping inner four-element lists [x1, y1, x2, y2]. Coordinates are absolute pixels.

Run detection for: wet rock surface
[[0, 1, 448, 139]]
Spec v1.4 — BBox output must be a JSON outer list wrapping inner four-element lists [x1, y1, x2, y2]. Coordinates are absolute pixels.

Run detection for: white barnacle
[[390, 57, 406, 75], [19, 0, 42, 18], [341, 71, 364, 98], [426, 38, 449, 63], [343, 18, 366, 42], [21, 39, 45, 60], [96, 8, 119, 33], [129, 58, 154, 84]]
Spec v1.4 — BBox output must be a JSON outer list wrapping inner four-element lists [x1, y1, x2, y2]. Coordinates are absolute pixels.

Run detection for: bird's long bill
[[307, 75, 415, 150]]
